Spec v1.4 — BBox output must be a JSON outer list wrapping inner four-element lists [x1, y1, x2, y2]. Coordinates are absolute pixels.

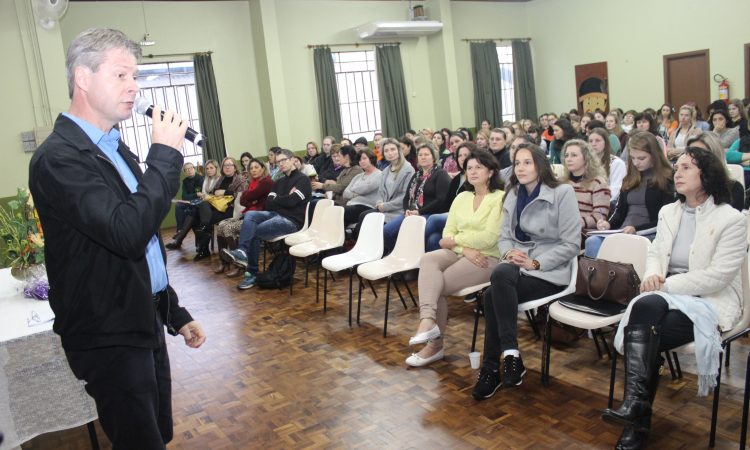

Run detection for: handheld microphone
[[134, 97, 205, 147]]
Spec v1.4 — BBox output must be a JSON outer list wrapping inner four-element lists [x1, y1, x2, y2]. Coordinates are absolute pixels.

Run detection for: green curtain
[[376, 45, 411, 138], [512, 40, 538, 121], [313, 47, 343, 140], [470, 41, 503, 130], [193, 53, 226, 163]]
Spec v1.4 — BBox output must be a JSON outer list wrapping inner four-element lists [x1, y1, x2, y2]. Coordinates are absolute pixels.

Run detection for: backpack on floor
[[255, 252, 296, 289]]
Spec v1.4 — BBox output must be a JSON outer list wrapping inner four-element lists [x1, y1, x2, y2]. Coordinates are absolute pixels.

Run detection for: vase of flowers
[[0, 187, 45, 282]]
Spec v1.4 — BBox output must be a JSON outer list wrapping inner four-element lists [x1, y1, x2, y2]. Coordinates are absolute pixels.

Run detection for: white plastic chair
[[552, 164, 566, 180], [728, 164, 745, 188], [288, 205, 345, 298], [450, 282, 491, 352], [320, 213, 384, 325], [356, 215, 426, 337], [284, 199, 333, 246], [543, 234, 650, 386]]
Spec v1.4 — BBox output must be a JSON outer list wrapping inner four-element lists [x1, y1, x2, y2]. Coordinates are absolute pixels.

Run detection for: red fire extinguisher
[[715, 74, 730, 103]]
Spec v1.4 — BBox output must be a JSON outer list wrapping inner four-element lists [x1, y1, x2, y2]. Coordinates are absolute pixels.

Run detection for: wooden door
[[663, 50, 710, 113]]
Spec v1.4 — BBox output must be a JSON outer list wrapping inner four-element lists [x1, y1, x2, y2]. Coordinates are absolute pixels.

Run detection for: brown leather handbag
[[574, 256, 641, 306]]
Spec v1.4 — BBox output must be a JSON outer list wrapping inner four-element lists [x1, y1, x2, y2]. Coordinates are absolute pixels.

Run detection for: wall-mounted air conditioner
[[355, 21, 443, 40]]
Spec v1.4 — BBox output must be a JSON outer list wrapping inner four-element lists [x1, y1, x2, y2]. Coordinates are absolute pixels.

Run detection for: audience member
[[383, 142, 450, 254], [304, 141, 320, 165], [601, 146, 746, 449], [472, 144, 580, 401], [560, 139, 610, 230], [406, 149, 505, 367], [589, 127, 626, 202], [667, 104, 697, 160], [489, 128, 511, 169], [708, 109, 739, 150], [224, 149, 312, 290], [685, 131, 744, 211], [584, 132, 675, 257], [728, 99, 749, 138], [343, 149, 383, 227], [172, 162, 203, 245], [214, 159, 272, 275], [548, 118, 577, 164], [475, 129, 490, 150], [424, 142, 474, 251]]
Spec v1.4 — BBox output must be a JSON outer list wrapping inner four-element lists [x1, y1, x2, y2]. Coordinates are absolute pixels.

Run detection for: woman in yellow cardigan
[[406, 149, 505, 367]]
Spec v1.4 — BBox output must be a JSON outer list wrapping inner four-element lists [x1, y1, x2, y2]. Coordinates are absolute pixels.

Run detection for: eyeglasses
[[275, 158, 289, 164], [223, 163, 235, 167]]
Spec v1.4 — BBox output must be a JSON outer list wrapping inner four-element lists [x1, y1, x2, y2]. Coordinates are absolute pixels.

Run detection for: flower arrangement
[[0, 187, 45, 271]]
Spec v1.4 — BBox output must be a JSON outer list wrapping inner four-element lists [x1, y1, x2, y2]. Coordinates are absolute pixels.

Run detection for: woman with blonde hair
[[560, 139, 611, 230], [606, 112, 628, 153], [667, 105, 697, 160], [166, 159, 218, 250], [589, 128, 626, 202], [475, 129, 490, 150]]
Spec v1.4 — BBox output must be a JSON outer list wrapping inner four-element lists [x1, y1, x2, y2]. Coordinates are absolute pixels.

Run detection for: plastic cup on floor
[[469, 351, 480, 369]]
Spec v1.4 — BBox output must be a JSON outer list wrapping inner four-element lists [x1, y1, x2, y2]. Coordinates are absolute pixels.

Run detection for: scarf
[[615, 293, 722, 396], [514, 183, 541, 241], [407, 165, 436, 211]]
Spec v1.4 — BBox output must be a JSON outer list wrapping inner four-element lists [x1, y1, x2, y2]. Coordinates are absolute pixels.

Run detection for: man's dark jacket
[[29, 114, 193, 351]]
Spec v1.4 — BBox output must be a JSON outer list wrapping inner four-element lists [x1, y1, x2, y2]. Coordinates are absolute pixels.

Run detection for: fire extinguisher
[[714, 74, 730, 103]]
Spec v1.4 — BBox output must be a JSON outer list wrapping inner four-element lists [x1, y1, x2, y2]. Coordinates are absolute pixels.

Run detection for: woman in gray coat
[[472, 143, 581, 401]]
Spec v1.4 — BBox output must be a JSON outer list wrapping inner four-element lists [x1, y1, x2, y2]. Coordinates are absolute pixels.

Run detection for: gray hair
[[66, 28, 141, 99]]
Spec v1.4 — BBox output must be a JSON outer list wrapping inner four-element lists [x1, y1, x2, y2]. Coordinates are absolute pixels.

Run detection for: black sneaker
[[502, 355, 526, 387], [471, 366, 501, 401]]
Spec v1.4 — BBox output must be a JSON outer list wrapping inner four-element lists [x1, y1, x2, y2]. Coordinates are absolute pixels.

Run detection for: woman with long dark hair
[[472, 144, 580, 401], [547, 118, 577, 164]]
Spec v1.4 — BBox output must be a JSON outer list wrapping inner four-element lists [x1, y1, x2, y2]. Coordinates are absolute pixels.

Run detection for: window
[[332, 50, 381, 142], [496, 45, 515, 123], [118, 61, 202, 170]]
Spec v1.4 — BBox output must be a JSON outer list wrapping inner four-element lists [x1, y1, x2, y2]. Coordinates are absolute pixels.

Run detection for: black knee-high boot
[[166, 215, 194, 249], [193, 224, 211, 261], [613, 356, 663, 449], [602, 325, 660, 432]]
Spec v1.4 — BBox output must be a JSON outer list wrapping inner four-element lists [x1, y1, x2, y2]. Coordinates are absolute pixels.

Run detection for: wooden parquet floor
[[21, 234, 750, 449]]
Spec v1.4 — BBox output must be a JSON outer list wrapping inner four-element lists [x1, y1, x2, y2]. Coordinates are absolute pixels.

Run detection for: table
[[0, 269, 97, 450]]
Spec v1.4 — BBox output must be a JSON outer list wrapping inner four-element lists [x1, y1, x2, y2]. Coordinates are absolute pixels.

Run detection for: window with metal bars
[[496, 45, 516, 123], [332, 50, 381, 142], [118, 61, 202, 170]]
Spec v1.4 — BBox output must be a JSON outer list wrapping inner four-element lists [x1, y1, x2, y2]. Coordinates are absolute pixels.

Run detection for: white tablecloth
[[0, 268, 97, 450]]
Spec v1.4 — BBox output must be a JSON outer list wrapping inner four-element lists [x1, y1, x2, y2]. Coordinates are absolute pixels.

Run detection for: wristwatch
[[531, 259, 540, 270]]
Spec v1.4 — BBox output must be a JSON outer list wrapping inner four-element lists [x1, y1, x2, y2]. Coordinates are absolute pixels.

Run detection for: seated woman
[[560, 139, 611, 230], [399, 137, 417, 170], [292, 155, 318, 179], [166, 159, 219, 250], [238, 151, 253, 183], [584, 132, 675, 257], [475, 129, 490, 151], [304, 141, 320, 165], [353, 138, 415, 239], [214, 159, 272, 276], [489, 128, 512, 170], [728, 98, 749, 137], [708, 109, 739, 150], [383, 142, 451, 254], [589, 128, 626, 203], [425, 142, 474, 251], [193, 156, 247, 261], [311, 145, 362, 206], [441, 132, 464, 176], [601, 147, 747, 449], [172, 162, 204, 242], [406, 149, 505, 367], [685, 131, 744, 211], [606, 112, 629, 153], [472, 143, 580, 401], [547, 118, 577, 164], [667, 104, 698, 161], [343, 149, 383, 227]]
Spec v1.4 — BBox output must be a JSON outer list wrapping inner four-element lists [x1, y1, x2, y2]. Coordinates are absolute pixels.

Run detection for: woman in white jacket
[[602, 146, 747, 450]]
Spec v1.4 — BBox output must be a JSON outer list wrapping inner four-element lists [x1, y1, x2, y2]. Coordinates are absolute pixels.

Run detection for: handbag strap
[[586, 266, 616, 301]]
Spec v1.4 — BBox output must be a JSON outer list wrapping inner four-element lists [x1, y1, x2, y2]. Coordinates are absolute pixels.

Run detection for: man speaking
[[28, 28, 205, 449]]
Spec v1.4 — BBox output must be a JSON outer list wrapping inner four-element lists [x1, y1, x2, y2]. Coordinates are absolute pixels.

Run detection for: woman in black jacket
[[584, 132, 675, 257], [193, 156, 247, 260], [425, 142, 474, 251], [382, 141, 451, 254]]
